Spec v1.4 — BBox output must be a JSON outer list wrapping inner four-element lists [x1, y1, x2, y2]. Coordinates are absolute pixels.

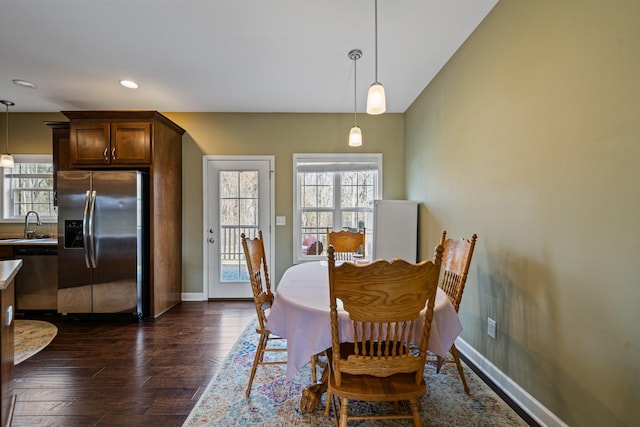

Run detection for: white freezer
[[366, 200, 418, 263]]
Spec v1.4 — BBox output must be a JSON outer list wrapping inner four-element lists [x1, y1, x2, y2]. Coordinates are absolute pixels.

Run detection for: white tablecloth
[[267, 261, 463, 380]]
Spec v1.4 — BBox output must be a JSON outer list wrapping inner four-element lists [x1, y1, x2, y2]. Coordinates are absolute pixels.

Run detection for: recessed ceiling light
[[12, 79, 38, 89], [120, 80, 139, 89]]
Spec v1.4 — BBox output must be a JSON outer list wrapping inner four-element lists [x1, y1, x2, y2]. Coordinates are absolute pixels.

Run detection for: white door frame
[[202, 155, 275, 299]]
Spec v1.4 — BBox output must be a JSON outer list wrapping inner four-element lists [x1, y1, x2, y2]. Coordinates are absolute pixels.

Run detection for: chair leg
[[409, 398, 422, 426], [450, 344, 470, 394], [323, 389, 332, 417], [246, 333, 268, 397], [311, 353, 317, 383], [339, 398, 349, 427]]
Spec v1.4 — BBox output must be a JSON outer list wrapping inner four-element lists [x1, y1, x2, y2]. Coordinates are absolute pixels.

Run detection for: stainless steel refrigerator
[[57, 170, 149, 316]]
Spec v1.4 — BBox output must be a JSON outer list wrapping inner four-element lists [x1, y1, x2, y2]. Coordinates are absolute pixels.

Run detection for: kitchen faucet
[[24, 210, 42, 239]]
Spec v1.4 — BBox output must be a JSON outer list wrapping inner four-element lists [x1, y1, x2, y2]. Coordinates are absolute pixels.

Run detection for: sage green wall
[[405, 1, 639, 426], [161, 112, 405, 292]]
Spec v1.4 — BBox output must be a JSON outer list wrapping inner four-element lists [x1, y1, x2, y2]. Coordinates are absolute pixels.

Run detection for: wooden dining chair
[[241, 231, 287, 397], [324, 244, 443, 426], [241, 231, 319, 396], [326, 228, 366, 261], [430, 230, 478, 394]]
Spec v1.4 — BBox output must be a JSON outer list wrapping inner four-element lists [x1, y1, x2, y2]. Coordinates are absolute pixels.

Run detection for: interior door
[[204, 156, 274, 299]]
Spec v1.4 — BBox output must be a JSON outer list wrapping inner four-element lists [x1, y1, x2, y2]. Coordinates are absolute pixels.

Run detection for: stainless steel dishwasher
[[14, 245, 58, 311]]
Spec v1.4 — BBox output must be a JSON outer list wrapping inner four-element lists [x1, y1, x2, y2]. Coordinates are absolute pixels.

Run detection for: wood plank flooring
[[12, 301, 255, 427]]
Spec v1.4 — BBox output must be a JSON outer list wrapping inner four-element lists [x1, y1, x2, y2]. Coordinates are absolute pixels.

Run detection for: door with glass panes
[[204, 156, 273, 299]]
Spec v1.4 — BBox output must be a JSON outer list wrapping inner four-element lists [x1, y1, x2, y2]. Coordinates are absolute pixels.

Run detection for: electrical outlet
[[276, 216, 286, 226], [487, 317, 496, 339]]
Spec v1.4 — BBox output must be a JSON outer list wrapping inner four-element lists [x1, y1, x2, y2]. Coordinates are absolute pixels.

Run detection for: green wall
[[405, 1, 639, 426], [163, 112, 405, 291]]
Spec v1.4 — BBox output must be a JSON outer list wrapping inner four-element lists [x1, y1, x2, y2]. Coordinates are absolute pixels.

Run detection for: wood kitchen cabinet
[[67, 119, 151, 167], [45, 121, 70, 206], [0, 248, 12, 261], [54, 111, 185, 319], [1, 260, 20, 427]]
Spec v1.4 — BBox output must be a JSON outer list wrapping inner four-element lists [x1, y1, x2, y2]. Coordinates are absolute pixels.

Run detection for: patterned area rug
[[14, 319, 58, 365], [183, 319, 528, 426]]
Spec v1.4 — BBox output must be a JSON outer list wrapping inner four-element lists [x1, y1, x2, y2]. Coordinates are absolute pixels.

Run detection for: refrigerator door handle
[[82, 190, 92, 268], [88, 190, 98, 268]]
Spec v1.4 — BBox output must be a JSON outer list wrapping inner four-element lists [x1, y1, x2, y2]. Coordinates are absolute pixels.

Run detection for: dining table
[[266, 260, 463, 412]]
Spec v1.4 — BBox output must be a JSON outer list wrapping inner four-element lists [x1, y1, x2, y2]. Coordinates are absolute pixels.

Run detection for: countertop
[[0, 238, 58, 246], [0, 259, 23, 289]]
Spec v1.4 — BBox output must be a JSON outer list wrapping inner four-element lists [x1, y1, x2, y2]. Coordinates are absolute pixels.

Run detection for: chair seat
[[326, 343, 425, 401], [328, 371, 426, 401]]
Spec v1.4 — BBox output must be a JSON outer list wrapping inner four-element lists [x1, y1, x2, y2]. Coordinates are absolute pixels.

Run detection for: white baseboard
[[455, 338, 568, 427], [181, 292, 205, 301]]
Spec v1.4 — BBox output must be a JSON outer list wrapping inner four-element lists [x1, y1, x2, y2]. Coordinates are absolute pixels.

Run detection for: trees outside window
[[293, 153, 382, 263], [1, 154, 55, 222]]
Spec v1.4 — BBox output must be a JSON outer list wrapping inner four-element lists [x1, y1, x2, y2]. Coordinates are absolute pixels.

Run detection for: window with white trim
[[1, 154, 56, 223], [293, 153, 382, 263]]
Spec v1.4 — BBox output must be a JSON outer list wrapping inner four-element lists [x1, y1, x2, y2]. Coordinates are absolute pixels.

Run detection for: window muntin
[[1, 154, 56, 222], [293, 153, 382, 263]]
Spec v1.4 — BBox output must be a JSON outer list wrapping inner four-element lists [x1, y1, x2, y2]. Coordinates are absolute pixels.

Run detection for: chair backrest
[[327, 244, 443, 386], [326, 228, 366, 260], [241, 231, 273, 330], [437, 231, 478, 312]]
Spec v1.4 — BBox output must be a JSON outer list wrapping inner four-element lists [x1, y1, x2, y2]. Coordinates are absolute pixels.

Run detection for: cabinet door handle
[[111, 147, 116, 160], [103, 148, 109, 161]]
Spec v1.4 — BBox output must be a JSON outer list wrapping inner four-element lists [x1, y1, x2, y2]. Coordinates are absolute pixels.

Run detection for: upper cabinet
[[69, 121, 150, 166], [61, 111, 181, 168]]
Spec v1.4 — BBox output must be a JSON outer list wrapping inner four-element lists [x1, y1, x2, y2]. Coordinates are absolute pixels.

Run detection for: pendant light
[[366, 0, 386, 115], [0, 100, 15, 168], [348, 49, 363, 147]]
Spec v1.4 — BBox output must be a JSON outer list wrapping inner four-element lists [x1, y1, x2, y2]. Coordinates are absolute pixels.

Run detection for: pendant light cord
[[354, 55, 358, 126], [374, 0, 378, 83], [3, 102, 9, 153], [348, 49, 362, 126]]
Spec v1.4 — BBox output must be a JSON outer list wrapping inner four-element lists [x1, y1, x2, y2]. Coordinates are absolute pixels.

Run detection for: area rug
[[183, 319, 528, 426], [14, 319, 58, 365]]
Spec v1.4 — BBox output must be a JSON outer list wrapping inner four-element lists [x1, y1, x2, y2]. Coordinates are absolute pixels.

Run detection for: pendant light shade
[[349, 126, 362, 147], [367, 0, 386, 115], [0, 100, 15, 168], [366, 83, 386, 115], [348, 49, 363, 147], [0, 155, 14, 168]]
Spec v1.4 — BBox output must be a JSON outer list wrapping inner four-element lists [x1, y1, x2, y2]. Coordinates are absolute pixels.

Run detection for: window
[[1, 154, 56, 223], [293, 153, 382, 263]]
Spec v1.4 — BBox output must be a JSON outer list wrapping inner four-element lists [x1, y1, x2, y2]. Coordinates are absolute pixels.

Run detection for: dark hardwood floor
[[12, 301, 255, 427]]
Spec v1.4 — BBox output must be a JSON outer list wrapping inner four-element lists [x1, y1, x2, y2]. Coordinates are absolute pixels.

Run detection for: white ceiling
[[0, 0, 497, 113]]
